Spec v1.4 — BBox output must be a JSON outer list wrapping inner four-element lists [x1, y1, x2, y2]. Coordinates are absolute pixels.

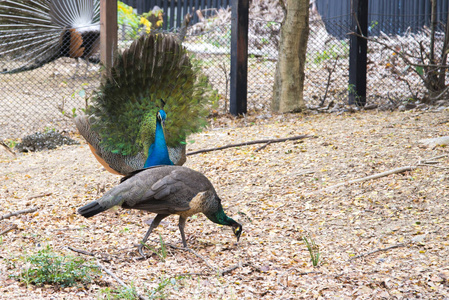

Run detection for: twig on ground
[[167, 244, 245, 276], [349, 243, 406, 261], [187, 135, 311, 156], [167, 244, 217, 273], [314, 166, 415, 193], [310, 154, 447, 194], [67, 246, 95, 256], [27, 193, 52, 200], [0, 224, 18, 235], [96, 260, 149, 300], [67, 246, 148, 300], [220, 263, 242, 276], [254, 142, 271, 152], [0, 207, 38, 220], [0, 141, 15, 156]]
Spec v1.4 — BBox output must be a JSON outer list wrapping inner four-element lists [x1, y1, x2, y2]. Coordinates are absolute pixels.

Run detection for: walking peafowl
[[0, 0, 100, 74], [78, 165, 242, 256], [75, 33, 212, 175]]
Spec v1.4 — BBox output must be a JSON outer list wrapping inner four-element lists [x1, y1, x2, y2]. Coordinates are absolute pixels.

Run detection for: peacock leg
[[178, 216, 188, 247], [138, 213, 169, 257]]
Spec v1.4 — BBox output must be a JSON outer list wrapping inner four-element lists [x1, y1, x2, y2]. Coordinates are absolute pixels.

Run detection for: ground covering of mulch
[[0, 108, 448, 299]]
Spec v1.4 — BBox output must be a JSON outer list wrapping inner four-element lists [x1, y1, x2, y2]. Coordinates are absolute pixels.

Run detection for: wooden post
[[349, 0, 368, 106], [230, 0, 248, 116], [100, 0, 117, 74]]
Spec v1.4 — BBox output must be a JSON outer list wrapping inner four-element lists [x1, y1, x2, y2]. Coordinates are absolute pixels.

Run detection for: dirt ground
[[0, 109, 448, 299]]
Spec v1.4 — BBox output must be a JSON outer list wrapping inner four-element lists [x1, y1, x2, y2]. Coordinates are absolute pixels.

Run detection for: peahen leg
[[178, 216, 188, 247], [138, 214, 169, 257]]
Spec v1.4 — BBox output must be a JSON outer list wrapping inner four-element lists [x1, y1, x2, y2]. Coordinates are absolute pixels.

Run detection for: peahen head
[[207, 201, 243, 243]]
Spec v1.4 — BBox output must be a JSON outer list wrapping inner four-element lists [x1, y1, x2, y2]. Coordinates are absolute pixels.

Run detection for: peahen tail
[[78, 174, 138, 218], [76, 33, 214, 175], [77, 200, 107, 218], [0, 0, 100, 74]]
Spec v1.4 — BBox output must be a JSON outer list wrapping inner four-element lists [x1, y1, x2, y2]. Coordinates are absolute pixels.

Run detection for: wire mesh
[[1, 10, 447, 141]]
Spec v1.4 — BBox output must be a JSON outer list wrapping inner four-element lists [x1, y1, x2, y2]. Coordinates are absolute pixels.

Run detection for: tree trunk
[[272, 0, 309, 113]]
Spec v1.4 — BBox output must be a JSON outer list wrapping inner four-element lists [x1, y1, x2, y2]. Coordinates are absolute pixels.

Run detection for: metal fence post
[[349, 0, 368, 106], [230, 0, 248, 116]]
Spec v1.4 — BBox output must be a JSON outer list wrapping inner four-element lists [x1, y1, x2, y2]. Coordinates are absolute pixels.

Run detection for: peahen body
[[78, 165, 242, 256], [0, 0, 100, 74], [75, 33, 212, 175]]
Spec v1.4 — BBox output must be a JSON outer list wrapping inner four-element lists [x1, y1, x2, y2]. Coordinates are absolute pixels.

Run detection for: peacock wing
[[121, 166, 213, 214], [86, 33, 214, 171], [75, 114, 145, 175]]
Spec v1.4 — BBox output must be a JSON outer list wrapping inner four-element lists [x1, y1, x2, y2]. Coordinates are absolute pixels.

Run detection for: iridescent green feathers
[[87, 33, 211, 157]]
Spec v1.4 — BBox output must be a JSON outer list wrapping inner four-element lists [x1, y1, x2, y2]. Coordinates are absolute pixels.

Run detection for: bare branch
[[320, 56, 339, 106], [349, 32, 428, 83], [28, 193, 52, 200], [67, 246, 95, 256], [167, 244, 217, 273], [187, 135, 311, 156], [0, 224, 17, 235], [0, 207, 38, 220], [67, 246, 148, 300], [0, 141, 15, 157], [349, 243, 406, 261], [309, 155, 447, 195]]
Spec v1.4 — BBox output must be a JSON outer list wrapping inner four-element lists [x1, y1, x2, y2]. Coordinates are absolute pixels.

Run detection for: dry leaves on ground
[[0, 109, 448, 299]]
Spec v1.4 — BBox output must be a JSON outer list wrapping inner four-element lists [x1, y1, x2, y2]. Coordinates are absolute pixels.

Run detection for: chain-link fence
[[1, 10, 447, 141]]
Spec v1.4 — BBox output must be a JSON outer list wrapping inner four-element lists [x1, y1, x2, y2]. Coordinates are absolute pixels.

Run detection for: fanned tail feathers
[[78, 33, 213, 174], [0, 0, 100, 74]]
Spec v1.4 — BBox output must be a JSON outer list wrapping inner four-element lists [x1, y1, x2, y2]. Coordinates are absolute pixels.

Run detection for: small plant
[[99, 283, 139, 300], [59, 83, 90, 118], [5, 139, 17, 148], [148, 276, 183, 299], [303, 235, 321, 267], [13, 246, 100, 288], [142, 234, 167, 261]]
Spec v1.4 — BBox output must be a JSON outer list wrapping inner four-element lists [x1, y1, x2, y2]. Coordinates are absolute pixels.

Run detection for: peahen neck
[[207, 205, 237, 227], [143, 116, 173, 168]]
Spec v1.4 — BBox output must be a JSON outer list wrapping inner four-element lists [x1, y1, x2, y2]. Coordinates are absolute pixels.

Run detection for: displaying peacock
[[75, 33, 213, 175], [0, 0, 100, 74], [78, 165, 242, 256]]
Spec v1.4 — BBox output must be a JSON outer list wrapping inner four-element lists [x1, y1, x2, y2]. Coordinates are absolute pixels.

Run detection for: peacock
[[0, 0, 100, 74], [74, 33, 212, 175], [78, 165, 242, 256]]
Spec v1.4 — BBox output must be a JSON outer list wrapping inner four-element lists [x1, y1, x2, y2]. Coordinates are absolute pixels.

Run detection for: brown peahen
[[0, 0, 100, 74], [74, 33, 212, 175], [78, 165, 242, 256]]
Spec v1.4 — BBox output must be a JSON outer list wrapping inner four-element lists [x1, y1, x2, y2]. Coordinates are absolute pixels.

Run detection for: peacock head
[[157, 109, 167, 127]]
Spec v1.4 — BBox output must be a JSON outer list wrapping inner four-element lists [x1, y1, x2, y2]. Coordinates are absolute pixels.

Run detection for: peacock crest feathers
[[88, 33, 213, 157]]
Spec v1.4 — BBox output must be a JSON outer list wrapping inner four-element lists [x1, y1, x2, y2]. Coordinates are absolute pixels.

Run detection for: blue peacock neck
[[143, 112, 173, 168]]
